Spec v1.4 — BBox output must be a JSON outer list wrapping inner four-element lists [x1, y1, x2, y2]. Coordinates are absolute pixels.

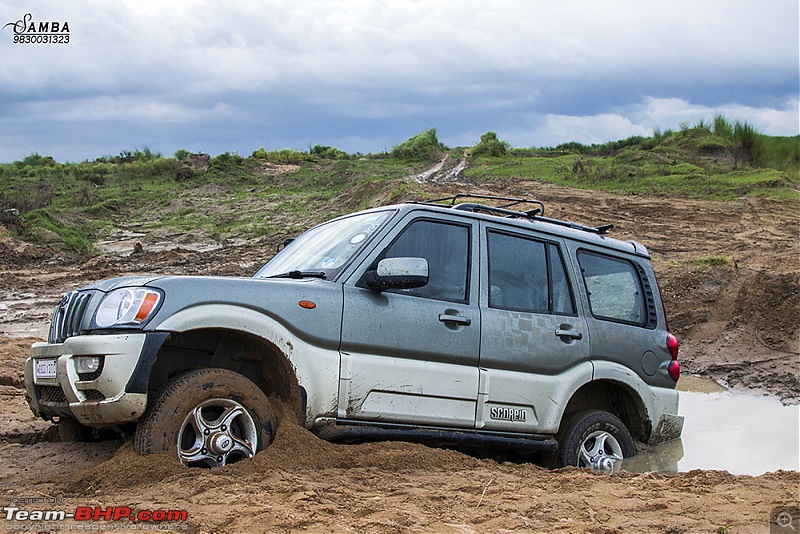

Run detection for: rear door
[[339, 212, 481, 428], [571, 246, 665, 384], [477, 224, 590, 433]]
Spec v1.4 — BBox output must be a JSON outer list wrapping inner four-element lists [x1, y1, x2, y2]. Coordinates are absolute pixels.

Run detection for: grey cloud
[[0, 0, 796, 162]]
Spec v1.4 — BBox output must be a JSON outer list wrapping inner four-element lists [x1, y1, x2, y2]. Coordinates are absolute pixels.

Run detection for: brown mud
[[0, 179, 797, 532]]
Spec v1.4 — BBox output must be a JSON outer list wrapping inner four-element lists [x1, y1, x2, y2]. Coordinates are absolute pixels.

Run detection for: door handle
[[555, 328, 583, 340], [439, 314, 472, 326]]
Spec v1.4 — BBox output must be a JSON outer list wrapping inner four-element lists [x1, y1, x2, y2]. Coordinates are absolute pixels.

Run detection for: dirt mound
[[63, 419, 486, 496], [0, 337, 36, 388], [664, 267, 800, 350], [0, 338, 59, 443], [660, 266, 799, 399], [63, 442, 183, 493], [0, 236, 61, 269], [733, 270, 800, 352], [236, 421, 484, 473]]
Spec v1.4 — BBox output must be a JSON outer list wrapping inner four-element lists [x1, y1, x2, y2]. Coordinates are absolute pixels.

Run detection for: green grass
[[691, 255, 733, 269], [465, 144, 797, 199], [21, 209, 95, 254], [1, 125, 797, 254]]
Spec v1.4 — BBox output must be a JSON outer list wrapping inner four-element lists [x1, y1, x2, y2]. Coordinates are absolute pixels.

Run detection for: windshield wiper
[[268, 270, 327, 279]]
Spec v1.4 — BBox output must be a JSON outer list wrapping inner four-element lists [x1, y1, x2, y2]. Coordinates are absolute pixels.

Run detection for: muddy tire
[[554, 409, 635, 472], [134, 368, 277, 467]]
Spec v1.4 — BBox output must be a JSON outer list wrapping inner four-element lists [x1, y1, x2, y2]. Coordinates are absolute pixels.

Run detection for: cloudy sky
[[1, 0, 797, 162]]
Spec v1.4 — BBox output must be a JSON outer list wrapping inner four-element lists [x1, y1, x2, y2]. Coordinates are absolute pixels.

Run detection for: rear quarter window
[[578, 250, 646, 326]]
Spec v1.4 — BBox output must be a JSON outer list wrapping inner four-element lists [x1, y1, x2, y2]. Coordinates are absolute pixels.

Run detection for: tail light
[[657, 277, 680, 381], [666, 332, 680, 381]]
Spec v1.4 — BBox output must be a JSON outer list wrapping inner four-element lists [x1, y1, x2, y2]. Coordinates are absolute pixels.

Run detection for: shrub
[[390, 128, 445, 162], [733, 121, 766, 166], [251, 147, 268, 159], [134, 147, 162, 161], [761, 135, 800, 174], [712, 114, 734, 141], [20, 153, 57, 167], [211, 151, 244, 167], [555, 141, 590, 154], [652, 128, 674, 145], [265, 149, 313, 164], [0, 181, 54, 213], [310, 145, 348, 159], [151, 158, 180, 175], [248, 148, 315, 164], [471, 131, 510, 158]]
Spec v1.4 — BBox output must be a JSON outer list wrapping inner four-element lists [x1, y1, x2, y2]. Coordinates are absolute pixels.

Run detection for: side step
[[313, 418, 558, 453]]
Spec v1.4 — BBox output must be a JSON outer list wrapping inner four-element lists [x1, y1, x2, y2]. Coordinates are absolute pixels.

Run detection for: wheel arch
[[147, 327, 302, 416], [148, 303, 338, 423], [561, 379, 651, 443], [146, 304, 342, 428]]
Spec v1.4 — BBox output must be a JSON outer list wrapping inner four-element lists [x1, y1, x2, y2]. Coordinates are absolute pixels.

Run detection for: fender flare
[[153, 303, 297, 355], [591, 360, 658, 419]]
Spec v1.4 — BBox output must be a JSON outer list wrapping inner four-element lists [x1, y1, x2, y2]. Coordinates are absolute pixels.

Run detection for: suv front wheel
[[555, 409, 635, 472], [134, 368, 277, 467]]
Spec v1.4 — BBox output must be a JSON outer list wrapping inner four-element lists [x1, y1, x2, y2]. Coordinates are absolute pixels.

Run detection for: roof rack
[[413, 194, 613, 235]]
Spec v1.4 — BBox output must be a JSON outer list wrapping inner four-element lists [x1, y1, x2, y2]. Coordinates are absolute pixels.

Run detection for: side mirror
[[363, 257, 429, 291]]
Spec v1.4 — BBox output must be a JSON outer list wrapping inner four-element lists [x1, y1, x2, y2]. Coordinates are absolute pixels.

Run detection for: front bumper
[[25, 333, 149, 426]]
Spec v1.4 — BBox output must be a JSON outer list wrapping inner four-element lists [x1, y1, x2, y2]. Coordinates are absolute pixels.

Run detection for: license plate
[[34, 359, 58, 379]]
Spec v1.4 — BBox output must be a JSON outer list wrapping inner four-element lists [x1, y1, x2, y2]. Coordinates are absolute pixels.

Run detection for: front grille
[[37, 385, 68, 404], [49, 291, 92, 343]]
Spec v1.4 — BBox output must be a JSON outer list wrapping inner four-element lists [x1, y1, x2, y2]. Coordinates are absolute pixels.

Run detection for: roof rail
[[412, 193, 613, 235], [421, 194, 545, 216]]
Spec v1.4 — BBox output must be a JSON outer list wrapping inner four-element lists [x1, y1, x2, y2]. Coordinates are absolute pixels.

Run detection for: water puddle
[[622, 376, 799, 475], [0, 294, 52, 338]]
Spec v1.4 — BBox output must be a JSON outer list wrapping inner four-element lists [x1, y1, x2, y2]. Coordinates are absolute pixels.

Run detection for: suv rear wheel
[[555, 409, 635, 472], [134, 368, 277, 467]]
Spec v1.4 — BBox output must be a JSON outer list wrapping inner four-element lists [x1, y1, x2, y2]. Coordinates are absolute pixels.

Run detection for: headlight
[[94, 288, 162, 328]]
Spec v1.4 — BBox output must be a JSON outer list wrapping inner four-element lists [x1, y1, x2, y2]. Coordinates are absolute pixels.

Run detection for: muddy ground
[[0, 180, 798, 532]]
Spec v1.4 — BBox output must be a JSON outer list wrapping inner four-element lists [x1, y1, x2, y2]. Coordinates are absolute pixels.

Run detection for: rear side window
[[578, 251, 646, 325], [487, 231, 575, 315]]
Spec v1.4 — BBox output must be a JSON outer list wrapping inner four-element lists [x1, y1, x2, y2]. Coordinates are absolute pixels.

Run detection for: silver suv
[[25, 194, 683, 471]]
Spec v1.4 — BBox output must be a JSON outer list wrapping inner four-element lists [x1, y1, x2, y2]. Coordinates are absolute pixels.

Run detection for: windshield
[[254, 210, 393, 279]]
